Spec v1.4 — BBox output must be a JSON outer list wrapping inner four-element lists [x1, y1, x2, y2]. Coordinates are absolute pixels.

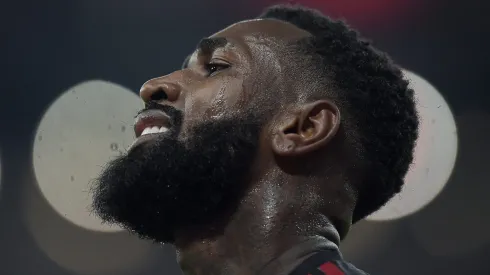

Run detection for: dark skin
[[140, 19, 355, 275]]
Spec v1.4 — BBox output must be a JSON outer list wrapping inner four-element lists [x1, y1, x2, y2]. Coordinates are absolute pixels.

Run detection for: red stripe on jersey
[[318, 262, 344, 275]]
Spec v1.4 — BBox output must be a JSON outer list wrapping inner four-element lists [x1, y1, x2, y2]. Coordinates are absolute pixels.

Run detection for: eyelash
[[204, 62, 230, 76]]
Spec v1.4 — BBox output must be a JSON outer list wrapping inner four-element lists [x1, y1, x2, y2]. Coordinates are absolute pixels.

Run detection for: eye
[[204, 62, 230, 76]]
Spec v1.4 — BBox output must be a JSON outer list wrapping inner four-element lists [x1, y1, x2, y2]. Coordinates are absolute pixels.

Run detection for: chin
[[91, 114, 264, 243]]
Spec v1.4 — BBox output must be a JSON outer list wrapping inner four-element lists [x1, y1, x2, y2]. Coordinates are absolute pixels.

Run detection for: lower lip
[[128, 133, 162, 151]]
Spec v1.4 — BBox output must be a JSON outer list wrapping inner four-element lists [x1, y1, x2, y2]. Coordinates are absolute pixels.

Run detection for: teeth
[[141, 126, 169, 136], [141, 127, 151, 135]]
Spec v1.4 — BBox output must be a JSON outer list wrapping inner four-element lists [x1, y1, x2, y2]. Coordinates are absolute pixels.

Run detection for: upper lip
[[133, 109, 171, 138]]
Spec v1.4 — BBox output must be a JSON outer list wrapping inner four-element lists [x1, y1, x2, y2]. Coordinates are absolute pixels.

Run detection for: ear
[[272, 100, 340, 156]]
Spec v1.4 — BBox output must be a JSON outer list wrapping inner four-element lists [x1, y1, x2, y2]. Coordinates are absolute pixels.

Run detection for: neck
[[174, 182, 341, 275], [176, 222, 339, 275]]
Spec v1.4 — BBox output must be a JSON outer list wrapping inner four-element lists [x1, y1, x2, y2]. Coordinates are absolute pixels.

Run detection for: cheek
[[183, 77, 244, 125]]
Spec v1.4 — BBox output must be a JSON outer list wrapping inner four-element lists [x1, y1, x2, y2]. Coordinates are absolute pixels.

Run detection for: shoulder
[[289, 250, 370, 275], [333, 260, 370, 275]]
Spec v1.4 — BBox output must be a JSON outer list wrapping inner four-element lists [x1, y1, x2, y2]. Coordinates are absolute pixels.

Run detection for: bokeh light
[[22, 174, 156, 275], [367, 70, 457, 222], [410, 111, 490, 256], [32, 80, 142, 232]]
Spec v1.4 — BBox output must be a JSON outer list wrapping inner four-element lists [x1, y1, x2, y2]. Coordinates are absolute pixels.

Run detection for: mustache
[[136, 101, 183, 129]]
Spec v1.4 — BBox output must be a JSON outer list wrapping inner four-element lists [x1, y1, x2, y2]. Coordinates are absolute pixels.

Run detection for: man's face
[[91, 19, 310, 243]]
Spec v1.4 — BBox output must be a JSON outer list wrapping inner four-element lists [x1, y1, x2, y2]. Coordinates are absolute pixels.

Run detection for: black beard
[[91, 104, 263, 243]]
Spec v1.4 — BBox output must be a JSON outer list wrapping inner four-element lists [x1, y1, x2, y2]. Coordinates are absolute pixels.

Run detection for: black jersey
[[289, 249, 369, 275]]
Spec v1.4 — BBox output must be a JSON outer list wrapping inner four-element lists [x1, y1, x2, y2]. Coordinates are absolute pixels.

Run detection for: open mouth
[[133, 109, 172, 138]]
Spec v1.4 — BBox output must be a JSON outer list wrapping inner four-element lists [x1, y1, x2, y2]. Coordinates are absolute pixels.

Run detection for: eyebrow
[[182, 37, 229, 69], [196, 37, 229, 54]]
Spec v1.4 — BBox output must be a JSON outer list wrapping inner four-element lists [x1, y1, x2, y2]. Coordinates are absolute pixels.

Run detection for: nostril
[[150, 89, 168, 101]]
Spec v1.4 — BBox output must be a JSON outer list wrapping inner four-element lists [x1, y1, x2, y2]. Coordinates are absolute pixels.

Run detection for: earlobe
[[272, 100, 340, 156]]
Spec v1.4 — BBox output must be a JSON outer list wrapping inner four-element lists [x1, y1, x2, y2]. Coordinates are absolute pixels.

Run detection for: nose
[[139, 78, 182, 104]]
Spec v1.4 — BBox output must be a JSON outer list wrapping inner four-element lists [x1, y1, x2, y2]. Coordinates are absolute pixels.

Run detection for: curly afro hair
[[259, 5, 419, 223]]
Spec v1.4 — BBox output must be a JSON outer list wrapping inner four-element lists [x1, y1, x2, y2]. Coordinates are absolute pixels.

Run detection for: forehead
[[211, 18, 311, 48]]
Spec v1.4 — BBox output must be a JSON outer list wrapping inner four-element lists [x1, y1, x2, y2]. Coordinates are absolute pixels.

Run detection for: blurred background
[[1, 0, 489, 274]]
